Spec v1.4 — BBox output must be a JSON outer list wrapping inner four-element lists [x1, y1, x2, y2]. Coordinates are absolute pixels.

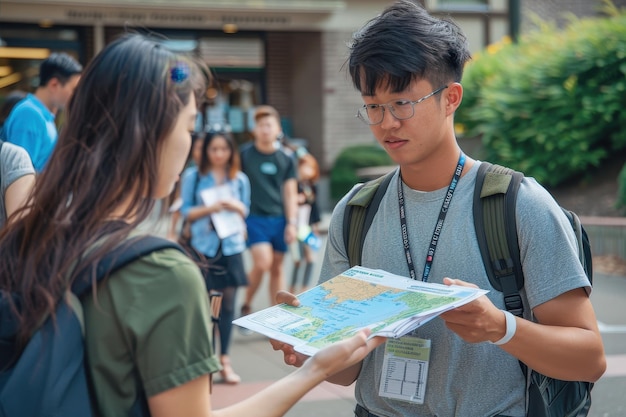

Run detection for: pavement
[[140, 209, 626, 416], [213, 247, 626, 417], [212, 333, 357, 416], [211, 222, 358, 417], [211, 273, 626, 417]]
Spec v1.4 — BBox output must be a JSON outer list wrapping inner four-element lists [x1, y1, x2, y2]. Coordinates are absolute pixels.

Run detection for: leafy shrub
[[330, 144, 393, 200], [456, 4, 626, 186]]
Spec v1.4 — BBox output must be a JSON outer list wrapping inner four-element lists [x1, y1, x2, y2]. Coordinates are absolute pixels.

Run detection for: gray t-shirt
[[0, 141, 35, 228], [320, 161, 590, 417]]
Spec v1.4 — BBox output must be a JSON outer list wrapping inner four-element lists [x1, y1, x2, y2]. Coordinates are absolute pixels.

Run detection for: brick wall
[[264, 32, 293, 122], [320, 30, 373, 173]]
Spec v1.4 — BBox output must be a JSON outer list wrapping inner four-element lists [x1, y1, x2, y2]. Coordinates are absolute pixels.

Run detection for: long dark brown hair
[[198, 131, 240, 180], [0, 33, 210, 351]]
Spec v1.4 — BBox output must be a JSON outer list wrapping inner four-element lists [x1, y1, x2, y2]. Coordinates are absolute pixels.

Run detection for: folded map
[[233, 266, 488, 356]]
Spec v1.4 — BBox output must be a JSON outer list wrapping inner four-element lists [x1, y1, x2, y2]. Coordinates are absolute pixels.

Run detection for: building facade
[[1, 0, 510, 171]]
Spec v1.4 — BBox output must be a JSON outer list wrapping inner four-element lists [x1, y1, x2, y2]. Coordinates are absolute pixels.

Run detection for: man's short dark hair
[[39, 52, 83, 87], [348, 0, 471, 95]]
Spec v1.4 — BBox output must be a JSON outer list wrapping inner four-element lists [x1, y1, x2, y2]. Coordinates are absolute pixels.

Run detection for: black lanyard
[[398, 152, 466, 282]]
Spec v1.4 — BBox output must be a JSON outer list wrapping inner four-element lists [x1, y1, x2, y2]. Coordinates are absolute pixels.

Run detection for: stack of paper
[[199, 184, 245, 239]]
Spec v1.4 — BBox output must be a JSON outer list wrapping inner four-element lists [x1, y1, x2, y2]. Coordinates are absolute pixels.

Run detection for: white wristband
[[491, 310, 516, 346]]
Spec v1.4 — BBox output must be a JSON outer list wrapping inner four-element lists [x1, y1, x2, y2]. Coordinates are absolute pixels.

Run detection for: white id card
[[379, 336, 431, 404]]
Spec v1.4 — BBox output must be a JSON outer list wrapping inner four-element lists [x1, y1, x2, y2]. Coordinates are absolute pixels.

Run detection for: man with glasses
[[273, 1, 605, 416]]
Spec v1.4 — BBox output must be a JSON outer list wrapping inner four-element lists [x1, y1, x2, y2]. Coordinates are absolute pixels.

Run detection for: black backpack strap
[[343, 170, 395, 267], [71, 236, 183, 297], [473, 162, 525, 317], [193, 170, 200, 204]]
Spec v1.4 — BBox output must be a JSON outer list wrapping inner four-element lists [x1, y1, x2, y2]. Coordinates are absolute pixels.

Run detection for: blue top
[[4, 94, 57, 172], [180, 166, 251, 257]]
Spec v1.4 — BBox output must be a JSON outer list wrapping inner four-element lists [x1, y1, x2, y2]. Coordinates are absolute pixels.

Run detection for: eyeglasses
[[356, 85, 448, 125]]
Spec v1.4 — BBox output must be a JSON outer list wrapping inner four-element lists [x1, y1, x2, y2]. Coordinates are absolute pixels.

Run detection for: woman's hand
[[306, 328, 385, 379], [219, 199, 247, 218]]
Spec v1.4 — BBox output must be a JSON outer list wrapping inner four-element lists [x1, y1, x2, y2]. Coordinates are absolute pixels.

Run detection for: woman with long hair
[[180, 130, 249, 384], [0, 33, 383, 417]]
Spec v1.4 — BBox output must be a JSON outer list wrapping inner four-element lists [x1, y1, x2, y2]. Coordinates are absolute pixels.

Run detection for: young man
[[240, 105, 298, 316], [273, 1, 606, 416], [4, 52, 82, 172]]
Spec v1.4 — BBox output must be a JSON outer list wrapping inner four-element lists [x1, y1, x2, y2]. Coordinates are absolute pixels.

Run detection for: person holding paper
[[271, 2, 605, 416], [0, 33, 389, 417], [180, 130, 250, 384]]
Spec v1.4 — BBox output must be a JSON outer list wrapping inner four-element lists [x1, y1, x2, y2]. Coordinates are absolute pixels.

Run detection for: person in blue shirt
[[0, 33, 384, 416], [4, 52, 82, 171], [180, 130, 251, 384]]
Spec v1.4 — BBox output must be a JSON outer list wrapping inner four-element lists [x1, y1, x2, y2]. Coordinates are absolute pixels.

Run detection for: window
[[435, 0, 488, 12]]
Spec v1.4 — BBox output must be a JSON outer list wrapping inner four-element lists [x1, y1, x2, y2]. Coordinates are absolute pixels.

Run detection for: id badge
[[379, 336, 431, 404]]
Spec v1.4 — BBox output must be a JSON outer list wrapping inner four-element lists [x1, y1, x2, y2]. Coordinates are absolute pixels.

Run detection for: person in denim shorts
[[239, 105, 298, 320]]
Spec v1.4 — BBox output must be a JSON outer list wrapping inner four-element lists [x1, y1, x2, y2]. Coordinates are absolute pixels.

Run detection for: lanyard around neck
[[397, 152, 466, 282]]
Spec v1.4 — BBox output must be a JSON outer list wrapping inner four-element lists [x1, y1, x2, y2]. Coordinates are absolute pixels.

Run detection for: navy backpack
[[0, 236, 182, 417]]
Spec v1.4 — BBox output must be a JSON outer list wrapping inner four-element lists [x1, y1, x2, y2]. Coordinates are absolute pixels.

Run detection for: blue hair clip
[[170, 62, 190, 83]]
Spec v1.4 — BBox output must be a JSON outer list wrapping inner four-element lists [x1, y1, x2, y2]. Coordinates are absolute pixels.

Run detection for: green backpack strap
[[473, 162, 525, 317], [343, 170, 396, 267]]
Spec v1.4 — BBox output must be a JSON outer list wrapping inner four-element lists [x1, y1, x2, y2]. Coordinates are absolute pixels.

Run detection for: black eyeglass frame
[[356, 85, 449, 125]]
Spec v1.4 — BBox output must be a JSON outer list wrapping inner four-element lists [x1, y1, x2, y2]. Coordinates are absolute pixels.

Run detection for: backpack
[[0, 236, 183, 417], [342, 162, 594, 417]]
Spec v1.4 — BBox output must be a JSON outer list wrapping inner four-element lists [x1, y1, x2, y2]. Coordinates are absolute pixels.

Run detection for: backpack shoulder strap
[[561, 208, 593, 282], [343, 169, 395, 267], [71, 236, 184, 298], [473, 162, 525, 316], [193, 169, 200, 204]]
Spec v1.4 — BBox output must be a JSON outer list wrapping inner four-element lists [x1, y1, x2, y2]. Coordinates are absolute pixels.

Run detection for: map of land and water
[[233, 266, 488, 356]]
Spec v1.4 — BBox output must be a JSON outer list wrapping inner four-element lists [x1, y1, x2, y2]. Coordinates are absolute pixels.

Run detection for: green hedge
[[330, 144, 393, 200], [456, 4, 626, 187]]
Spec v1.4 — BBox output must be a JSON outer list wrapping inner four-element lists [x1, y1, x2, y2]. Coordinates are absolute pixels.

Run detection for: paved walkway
[[209, 272, 626, 417], [140, 210, 626, 416], [212, 332, 357, 416]]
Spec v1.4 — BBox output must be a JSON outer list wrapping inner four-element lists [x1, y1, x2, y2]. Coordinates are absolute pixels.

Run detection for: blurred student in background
[[289, 152, 322, 294], [180, 130, 250, 384], [0, 90, 35, 228], [239, 105, 298, 317], [167, 132, 204, 242], [3, 53, 82, 172], [0, 33, 384, 417]]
